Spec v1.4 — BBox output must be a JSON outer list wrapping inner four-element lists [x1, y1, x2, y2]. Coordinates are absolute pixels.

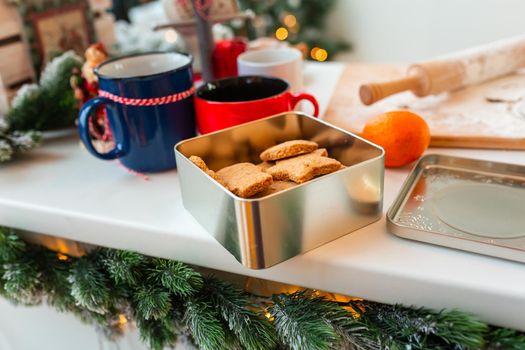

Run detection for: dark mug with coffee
[[194, 76, 319, 134]]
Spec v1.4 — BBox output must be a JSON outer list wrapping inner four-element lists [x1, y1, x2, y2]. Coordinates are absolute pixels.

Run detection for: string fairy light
[[118, 314, 128, 325], [310, 47, 319, 59], [310, 47, 328, 62], [315, 48, 328, 61], [283, 14, 297, 28], [57, 253, 69, 261], [275, 27, 289, 41]]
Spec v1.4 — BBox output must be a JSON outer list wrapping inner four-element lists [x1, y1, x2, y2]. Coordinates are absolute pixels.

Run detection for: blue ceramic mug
[[78, 51, 196, 172]]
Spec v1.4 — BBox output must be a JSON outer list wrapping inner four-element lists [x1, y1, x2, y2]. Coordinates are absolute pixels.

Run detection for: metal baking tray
[[387, 154, 525, 263], [175, 112, 384, 269]]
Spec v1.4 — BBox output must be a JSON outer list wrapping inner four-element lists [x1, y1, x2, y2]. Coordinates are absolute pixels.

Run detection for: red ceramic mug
[[195, 76, 319, 134]]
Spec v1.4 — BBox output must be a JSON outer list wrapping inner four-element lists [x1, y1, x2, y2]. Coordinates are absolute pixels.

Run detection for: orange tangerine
[[361, 111, 430, 168]]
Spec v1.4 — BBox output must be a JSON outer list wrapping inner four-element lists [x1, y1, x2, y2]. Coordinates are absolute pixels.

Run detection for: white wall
[[0, 298, 144, 350], [0, 298, 195, 350], [328, 0, 525, 63]]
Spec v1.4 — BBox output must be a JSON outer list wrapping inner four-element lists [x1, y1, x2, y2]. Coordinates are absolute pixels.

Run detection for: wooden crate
[[0, 0, 35, 102], [0, 42, 34, 86], [0, 3, 20, 38]]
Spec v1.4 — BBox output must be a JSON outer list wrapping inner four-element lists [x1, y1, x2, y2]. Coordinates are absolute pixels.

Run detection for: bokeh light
[[284, 14, 297, 28], [275, 27, 289, 41], [164, 29, 179, 43], [313, 48, 328, 61], [310, 47, 319, 60], [57, 253, 69, 261]]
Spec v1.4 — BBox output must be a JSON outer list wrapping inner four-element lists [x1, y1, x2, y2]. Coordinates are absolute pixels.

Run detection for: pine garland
[[0, 226, 524, 350], [0, 118, 41, 163], [6, 51, 82, 132], [0, 51, 82, 162]]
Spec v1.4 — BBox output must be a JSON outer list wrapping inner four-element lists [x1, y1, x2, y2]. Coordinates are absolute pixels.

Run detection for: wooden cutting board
[[323, 64, 525, 150]]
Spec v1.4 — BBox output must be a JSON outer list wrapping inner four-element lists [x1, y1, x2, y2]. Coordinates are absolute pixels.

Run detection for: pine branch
[[3, 130, 42, 152], [2, 256, 43, 304], [330, 323, 379, 350], [0, 267, 5, 298], [269, 290, 339, 350], [68, 251, 111, 314], [0, 227, 27, 260], [0, 139, 13, 162], [223, 327, 244, 350], [0, 120, 42, 162], [136, 317, 179, 350], [39, 51, 81, 89], [133, 284, 172, 321], [148, 258, 203, 297], [484, 328, 525, 350], [184, 298, 226, 350], [317, 302, 378, 350], [432, 309, 487, 348], [354, 301, 487, 350], [0, 232, 44, 304], [38, 249, 77, 312], [6, 51, 82, 131], [0, 233, 5, 296], [2, 229, 525, 350], [103, 249, 145, 286], [203, 277, 277, 350]]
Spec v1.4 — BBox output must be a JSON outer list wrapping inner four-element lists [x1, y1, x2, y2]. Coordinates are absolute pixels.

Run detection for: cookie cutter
[[175, 112, 384, 269]]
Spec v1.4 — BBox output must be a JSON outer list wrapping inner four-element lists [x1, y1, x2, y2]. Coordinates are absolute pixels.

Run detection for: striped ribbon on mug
[[98, 86, 196, 106]]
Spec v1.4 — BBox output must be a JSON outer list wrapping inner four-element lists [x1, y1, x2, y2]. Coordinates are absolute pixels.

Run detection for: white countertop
[[1, 62, 524, 331]]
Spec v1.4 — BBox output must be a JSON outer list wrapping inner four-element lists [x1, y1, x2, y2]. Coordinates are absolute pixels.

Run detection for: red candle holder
[[212, 38, 248, 79]]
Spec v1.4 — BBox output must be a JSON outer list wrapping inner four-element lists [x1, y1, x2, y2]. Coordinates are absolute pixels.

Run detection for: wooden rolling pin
[[360, 35, 525, 105]]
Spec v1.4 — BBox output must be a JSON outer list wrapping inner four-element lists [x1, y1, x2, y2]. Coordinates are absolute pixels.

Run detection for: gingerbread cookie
[[253, 180, 297, 198], [260, 140, 318, 161], [275, 148, 328, 163], [189, 155, 208, 171], [189, 155, 222, 183], [217, 162, 273, 198], [266, 152, 342, 184], [256, 161, 275, 171]]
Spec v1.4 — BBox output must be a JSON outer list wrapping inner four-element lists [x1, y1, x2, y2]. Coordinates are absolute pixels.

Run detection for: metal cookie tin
[[388, 154, 525, 263], [175, 112, 384, 269]]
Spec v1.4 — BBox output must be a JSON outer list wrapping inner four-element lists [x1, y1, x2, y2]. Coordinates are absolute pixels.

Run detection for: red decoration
[[71, 43, 112, 143], [211, 38, 248, 79], [99, 86, 196, 106]]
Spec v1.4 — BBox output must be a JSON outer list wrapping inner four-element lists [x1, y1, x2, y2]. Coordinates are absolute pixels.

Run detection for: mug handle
[[289, 93, 320, 117], [78, 97, 129, 160]]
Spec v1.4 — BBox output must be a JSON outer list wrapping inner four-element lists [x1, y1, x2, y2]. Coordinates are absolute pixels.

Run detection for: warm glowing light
[[264, 312, 275, 321], [275, 27, 289, 41], [283, 14, 297, 28], [118, 314, 128, 325], [57, 253, 69, 261], [314, 48, 328, 62], [310, 47, 319, 60], [164, 29, 179, 43]]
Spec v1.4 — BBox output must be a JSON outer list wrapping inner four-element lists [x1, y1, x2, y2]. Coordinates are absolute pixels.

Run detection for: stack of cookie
[[189, 140, 343, 198]]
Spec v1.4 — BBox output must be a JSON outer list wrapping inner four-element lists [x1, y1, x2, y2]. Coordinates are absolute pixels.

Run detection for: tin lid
[[387, 154, 525, 263]]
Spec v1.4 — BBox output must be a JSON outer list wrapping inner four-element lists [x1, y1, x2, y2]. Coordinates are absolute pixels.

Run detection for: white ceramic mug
[[237, 47, 303, 93]]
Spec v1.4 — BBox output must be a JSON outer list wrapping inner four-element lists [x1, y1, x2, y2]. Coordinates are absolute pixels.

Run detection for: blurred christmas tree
[[236, 0, 350, 61]]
